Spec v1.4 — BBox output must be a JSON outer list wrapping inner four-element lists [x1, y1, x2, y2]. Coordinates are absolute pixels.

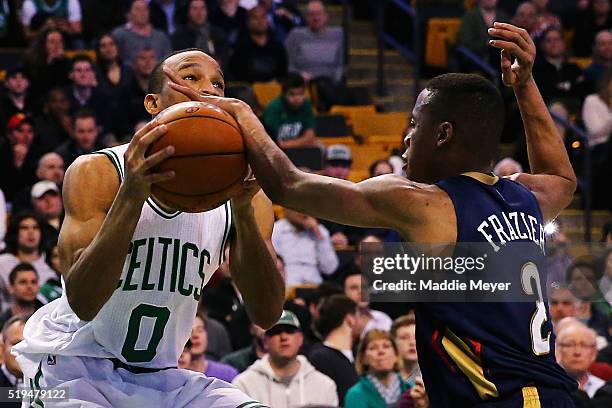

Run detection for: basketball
[[148, 101, 247, 213]]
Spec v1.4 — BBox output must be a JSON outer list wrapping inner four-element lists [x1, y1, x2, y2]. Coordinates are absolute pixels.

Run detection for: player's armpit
[[509, 173, 576, 222], [59, 155, 119, 276]]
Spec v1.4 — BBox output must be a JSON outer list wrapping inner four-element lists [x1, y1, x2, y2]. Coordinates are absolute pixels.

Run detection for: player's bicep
[[58, 155, 119, 276], [510, 173, 576, 222]]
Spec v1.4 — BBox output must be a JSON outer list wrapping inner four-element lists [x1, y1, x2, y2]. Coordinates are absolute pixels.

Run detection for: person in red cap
[[0, 113, 40, 202]]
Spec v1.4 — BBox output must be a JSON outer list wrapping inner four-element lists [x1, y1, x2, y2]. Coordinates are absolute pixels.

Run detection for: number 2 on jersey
[[520, 262, 550, 355], [122, 304, 171, 363]]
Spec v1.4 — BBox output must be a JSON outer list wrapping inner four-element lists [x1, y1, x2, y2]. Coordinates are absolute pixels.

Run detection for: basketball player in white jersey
[[12, 49, 285, 408]]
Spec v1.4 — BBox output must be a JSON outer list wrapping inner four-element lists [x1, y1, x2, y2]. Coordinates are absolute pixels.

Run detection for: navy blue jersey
[[415, 175, 577, 407]]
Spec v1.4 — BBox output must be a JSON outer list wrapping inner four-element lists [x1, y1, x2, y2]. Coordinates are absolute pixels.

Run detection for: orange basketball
[[148, 101, 247, 213]]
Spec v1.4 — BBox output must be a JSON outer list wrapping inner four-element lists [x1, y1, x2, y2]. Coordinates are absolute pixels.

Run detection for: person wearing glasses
[[556, 323, 612, 406]]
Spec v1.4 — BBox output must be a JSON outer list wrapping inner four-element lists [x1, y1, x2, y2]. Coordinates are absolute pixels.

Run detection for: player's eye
[[183, 75, 197, 81], [213, 81, 225, 90]]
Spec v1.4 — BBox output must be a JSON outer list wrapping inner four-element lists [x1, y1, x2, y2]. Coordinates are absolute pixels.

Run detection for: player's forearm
[[65, 188, 145, 321], [229, 205, 284, 329], [514, 77, 577, 187]]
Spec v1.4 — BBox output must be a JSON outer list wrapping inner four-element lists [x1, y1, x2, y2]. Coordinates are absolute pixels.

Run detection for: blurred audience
[[573, 0, 612, 57], [25, 29, 71, 98], [233, 310, 338, 407], [369, 159, 394, 178], [33, 87, 72, 153], [30, 180, 62, 245], [309, 294, 360, 405], [0, 67, 36, 131], [221, 324, 266, 373], [55, 109, 103, 167], [272, 208, 338, 286], [12, 152, 64, 214], [391, 313, 421, 385], [263, 73, 316, 148], [189, 313, 237, 382], [493, 157, 523, 176], [531, 0, 561, 38], [344, 268, 393, 337], [21, 0, 82, 43], [584, 31, 612, 90], [0, 314, 28, 390], [512, 2, 539, 37], [209, 0, 247, 45], [259, 0, 303, 43], [111, 0, 171, 67], [345, 330, 409, 407], [458, 0, 510, 66], [0, 263, 40, 329], [229, 4, 287, 82]]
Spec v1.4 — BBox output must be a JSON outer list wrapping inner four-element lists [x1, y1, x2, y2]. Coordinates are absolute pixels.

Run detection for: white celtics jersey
[[13, 144, 232, 377]]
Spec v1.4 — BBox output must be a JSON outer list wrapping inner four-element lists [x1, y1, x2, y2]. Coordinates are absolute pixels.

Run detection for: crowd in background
[[0, 0, 610, 407]]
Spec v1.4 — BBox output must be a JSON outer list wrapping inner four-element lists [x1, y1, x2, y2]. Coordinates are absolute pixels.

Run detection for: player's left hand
[[231, 166, 262, 212], [488, 22, 536, 87]]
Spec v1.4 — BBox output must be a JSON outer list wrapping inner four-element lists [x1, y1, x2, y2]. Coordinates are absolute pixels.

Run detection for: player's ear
[[436, 122, 454, 147], [144, 93, 162, 115]]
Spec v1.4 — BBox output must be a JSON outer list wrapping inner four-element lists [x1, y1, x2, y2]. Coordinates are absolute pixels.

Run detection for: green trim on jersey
[[94, 149, 124, 181], [146, 197, 182, 219], [219, 202, 231, 266]]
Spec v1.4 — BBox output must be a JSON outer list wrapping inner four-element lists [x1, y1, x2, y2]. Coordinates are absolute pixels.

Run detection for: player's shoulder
[[365, 174, 448, 198]]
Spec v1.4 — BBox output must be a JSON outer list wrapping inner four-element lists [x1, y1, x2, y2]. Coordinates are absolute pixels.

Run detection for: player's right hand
[[122, 119, 175, 202], [488, 22, 536, 87]]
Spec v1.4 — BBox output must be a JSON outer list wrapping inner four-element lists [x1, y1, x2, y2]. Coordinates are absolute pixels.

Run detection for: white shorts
[[21, 354, 266, 408]]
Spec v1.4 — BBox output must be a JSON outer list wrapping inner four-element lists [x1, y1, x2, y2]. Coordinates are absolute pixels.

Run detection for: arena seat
[[315, 114, 351, 138], [425, 18, 462, 68], [253, 81, 282, 107], [320, 137, 355, 147], [568, 57, 592, 69], [352, 112, 408, 139], [348, 169, 369, 182], [65, 49, 97, 61], [284, 146, 324, 170], [329, 105, 377, 126], [350, 145, 390, 172], [367, 134, 402, 151]]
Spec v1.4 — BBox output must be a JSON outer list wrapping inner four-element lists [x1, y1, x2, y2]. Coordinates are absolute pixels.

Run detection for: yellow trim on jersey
[[522, 386, 541, 408], [441, 330, 500, 400]]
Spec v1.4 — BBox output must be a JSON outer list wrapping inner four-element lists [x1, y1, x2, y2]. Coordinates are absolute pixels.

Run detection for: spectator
[[492, 157, 523, 176], [585, 31, 612, 91], [0, 0, 25, 47], [94, 33, 136, 141], [285, 0, 344, 84], [233, 310, 338, 407], [512, 1, 539, 37], [125, 47, 158, 132], [0, 213, 56, 296], [209, 0, 247, 45], [556, 324, 612, 406], [599, 250, 612, 305], [171, 0, 229, 70], [566, 261, 611, 340], [262, 73, 316, 147], [391, 313, 421, 384], [458, 0, 511, 66], [33, 87, 72, 153], [259, 0, 303, 43], [0, 114, 40, 202], [344, 268, 393, 337], [149, 0, 181, 35], [189, 313, 238, 382], [574, 0, 612, 57], [0, 190, 5, 251], [272, 208, 338, 286], [178, 339, 192, 369], [37, 241, 62, 305], [25, 28, 71, 99], [345, 330, 410, 407], [532, 27, 587, 106], [0, 67, 36, 131], [531, 0, 561, 38], [0, 314, 28, 390], [21, 0, 82, 43], [0, 264, 40, 329], [549, 284, 580, 329], [66, 55, 106, 125], [369, 159, 394, 178], [546, 220, 574, 289], [55, 109, 104, 168], [111, 0, 171, 67], [309, 294, 360, 405], [30, 180, 62, 245], [581, 68, 612, 150], [221, 324, 266, 373], [229, 5, 287, 82]]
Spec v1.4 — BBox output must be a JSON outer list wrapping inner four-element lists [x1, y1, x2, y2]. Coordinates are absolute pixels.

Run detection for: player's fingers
[[488, 27, 530, 52], [493, 21, 532, 44], [144, 170, 175, 184], [167, 81, 202, 101], [143, 145, 175, 170], [162, 65, 188, 87], [133, 118, 159, 141], [134, 124, 168, 156], [488, 39, 530, 62]]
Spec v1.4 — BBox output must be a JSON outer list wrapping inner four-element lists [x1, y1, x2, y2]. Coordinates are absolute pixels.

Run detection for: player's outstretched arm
[[489, 22, 577, 222], [229, 189, 284, 329], [61, 120, 174, 321]]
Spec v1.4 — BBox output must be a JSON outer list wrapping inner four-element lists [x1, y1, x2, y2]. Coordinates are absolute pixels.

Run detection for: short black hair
[[70, 54, 94, 71], [148, 48, 207, 94], [314, 294, 357, 339], [282, 73, 306, 93], [74, 108, 97, 123], [424, 73, 505, 164], [9, 263, 38, 286]]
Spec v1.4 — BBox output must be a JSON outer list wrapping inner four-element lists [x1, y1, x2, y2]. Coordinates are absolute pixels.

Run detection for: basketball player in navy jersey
[[167, 23, 578, 407]]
